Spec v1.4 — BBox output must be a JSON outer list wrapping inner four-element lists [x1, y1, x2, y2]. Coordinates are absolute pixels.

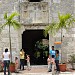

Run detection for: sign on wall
[[54, 42, 61, 50]]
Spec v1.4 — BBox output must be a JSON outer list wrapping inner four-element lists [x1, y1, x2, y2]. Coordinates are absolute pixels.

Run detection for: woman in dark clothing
[[55, 50, 60, 72]]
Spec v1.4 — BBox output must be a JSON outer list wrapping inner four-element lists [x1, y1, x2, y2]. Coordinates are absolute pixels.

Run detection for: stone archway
[[22, 29, 49, 65]]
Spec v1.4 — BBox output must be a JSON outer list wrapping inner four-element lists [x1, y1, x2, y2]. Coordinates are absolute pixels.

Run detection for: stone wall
[[0, 0, 75, 63], [49, 0, 75, 63], [0, 0, 20, 62], [20, 2, 49, 24]]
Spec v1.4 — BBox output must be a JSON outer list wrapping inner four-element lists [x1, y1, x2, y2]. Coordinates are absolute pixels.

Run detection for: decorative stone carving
[[20, 2, 48, 24]]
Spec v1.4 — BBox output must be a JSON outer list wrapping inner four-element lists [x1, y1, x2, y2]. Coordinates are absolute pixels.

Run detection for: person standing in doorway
[[49, 46, 55, 72], [2, 48, 10, 75], [20, 49, 25, 70], [26, 54, 30, 71]]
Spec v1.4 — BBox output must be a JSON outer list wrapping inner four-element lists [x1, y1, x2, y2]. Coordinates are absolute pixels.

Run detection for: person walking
[[20, 49, 25, 70], [2, 48, 10, 75]]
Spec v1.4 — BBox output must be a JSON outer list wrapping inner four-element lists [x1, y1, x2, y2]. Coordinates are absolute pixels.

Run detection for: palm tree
[[44, 13, 75, 63], [44, 13, 75, 42], [0, 12, 21, 62]]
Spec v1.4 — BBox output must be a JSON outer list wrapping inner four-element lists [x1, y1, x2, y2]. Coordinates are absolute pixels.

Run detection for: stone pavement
[[0, 65, 75, 75]]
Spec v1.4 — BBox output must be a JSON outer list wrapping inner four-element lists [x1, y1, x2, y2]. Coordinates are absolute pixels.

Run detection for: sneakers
[[15, 69, 19, 73], [48, 70, 52, 72], [15, 71, 19, 73], [56, 71, 60, 73]]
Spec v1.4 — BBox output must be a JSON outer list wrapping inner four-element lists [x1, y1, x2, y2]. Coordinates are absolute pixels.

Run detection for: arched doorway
[[22, 29, 49, 65]]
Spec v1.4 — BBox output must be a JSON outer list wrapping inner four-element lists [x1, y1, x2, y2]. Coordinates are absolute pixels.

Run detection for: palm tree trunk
[[9, 24, 12, 62]]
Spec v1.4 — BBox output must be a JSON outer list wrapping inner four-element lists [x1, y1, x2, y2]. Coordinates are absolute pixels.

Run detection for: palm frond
[[44, 25, 51, 37], [0, 25, 4, 32], [11, 20, 21, 29], [44, 22, 57, 37], [44, 13, 75, 37], [4, 12, 7, 20], [0, 23, 7, 32], [58, 13, 74, 29], [66, 17, 75, 27], [0, 22, 8, 28], [7, 12, 20, 21]]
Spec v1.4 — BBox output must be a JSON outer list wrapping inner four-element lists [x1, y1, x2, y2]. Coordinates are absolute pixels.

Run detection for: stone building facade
[[0, 0, 75, 64]]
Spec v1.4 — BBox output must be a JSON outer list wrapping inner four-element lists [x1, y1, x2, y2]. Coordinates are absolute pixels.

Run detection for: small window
[[29, 0, 42, 2]]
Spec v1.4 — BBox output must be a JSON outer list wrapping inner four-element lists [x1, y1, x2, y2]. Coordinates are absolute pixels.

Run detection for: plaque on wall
[[54, 42, 61, 50]]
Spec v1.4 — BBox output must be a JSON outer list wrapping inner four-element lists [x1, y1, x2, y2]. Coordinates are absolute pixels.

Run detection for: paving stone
[[0, 66, 75, 75]]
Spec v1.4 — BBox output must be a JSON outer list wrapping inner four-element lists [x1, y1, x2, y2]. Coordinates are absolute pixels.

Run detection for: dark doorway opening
[[22, 30, 49, 65]]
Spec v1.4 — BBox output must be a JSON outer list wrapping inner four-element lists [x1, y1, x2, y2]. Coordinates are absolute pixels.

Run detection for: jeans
[[4, 60, 10, 75], [55, 60, 60, 71], [20, 59, 25, 70], [50, 63, 52, 71]]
